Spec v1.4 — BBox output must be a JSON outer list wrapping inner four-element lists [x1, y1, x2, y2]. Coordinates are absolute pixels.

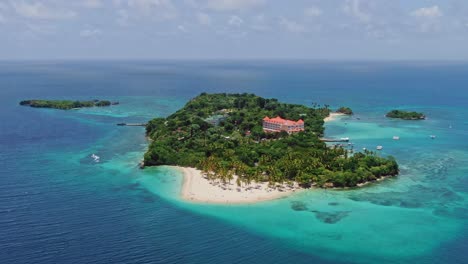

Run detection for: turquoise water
[[1, 61, 467, 263], [140, 110, 467, 263]]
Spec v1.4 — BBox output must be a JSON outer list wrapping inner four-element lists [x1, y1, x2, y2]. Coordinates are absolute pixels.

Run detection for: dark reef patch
[[348, 184, 464, 210], [310, 210, 351, 224], [290, 201, 308, 211]]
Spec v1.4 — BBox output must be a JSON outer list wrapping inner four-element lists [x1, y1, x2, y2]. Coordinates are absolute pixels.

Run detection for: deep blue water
[[1, 61, 467, 264]]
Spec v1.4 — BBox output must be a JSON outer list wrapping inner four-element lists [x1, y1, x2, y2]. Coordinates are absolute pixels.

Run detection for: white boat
[[376, 146, 383, 150], [430, 135, 436, 139], [340, 137, 350, 141], [393, 136, 400, 140], [91, 154, 100, 162]]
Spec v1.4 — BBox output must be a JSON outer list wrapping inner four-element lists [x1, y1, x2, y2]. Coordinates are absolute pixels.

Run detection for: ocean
[[1, 61, 467, 264]]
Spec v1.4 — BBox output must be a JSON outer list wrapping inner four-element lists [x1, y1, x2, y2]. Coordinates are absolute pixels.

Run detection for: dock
[[117, 123, 147, 127], [320, 138, 350, 142]]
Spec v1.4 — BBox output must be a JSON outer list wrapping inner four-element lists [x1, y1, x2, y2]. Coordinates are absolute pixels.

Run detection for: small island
[[20, 99, 118, 110], [386, 110, 426, 120], [336, 107, 353, 115], [144, 93, 398, 203]]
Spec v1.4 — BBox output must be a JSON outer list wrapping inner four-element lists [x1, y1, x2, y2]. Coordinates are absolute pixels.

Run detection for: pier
[[320, 138, 350, 142], [117, 123, 147, 127]]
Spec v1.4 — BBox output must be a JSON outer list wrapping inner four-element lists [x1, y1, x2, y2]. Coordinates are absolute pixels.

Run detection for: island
[[19, 99, 117, 110], [144, 93, 398, 203], [336, 107, 353, 115], [386, 110, 426, 120]]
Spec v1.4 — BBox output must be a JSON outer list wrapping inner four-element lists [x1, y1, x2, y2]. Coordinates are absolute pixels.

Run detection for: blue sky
[[1, 0, 468, 60]]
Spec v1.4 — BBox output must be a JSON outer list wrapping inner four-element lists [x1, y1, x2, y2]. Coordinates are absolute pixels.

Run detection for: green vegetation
[[20, 99, 113, 110], [144, 93, 398, 188], [336, 107, 353, 115], [386, 110, 425, 120]]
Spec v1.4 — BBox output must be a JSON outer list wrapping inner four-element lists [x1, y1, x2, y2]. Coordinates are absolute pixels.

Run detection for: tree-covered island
[[20, 99, 117, 110], [144, 93, 398, 188], [386, 110, 426, 120], [336, 107, 353, 115]]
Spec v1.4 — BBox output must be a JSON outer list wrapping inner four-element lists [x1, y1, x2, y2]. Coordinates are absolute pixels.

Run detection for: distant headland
[[386, 110, 426, 120], [143, 93, 398, 204], [20, 99, 119, 110]]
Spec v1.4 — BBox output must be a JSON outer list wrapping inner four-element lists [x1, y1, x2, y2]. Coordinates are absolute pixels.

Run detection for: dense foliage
[[336, 107, 353, 115], [20, 100, 113, 110], [145, 93, 398, 188], [386, 110, 425, 120]]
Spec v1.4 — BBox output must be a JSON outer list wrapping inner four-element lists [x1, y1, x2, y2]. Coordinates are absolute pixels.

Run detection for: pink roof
[[263, 116, 304, 126]]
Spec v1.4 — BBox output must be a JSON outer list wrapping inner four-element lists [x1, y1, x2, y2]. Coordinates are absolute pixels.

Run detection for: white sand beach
[[324, 112, 346, 122], [176, 167, 299, 204]]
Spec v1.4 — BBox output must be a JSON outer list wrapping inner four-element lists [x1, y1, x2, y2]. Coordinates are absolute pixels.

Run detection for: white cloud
[[177, 25, 188, 32], [80, 28, 101, 37], [228, 15, 243, 26], [127, 0, 170, 10], [12, 2, 77, 20], [343, 0, 371, 23], [411, 6, 442, 18], [81, 0, 103, 8], [304, 6, 322, 17], [119, 0, 178, 20], [279, 17, 307, 33], [196, 12, 211, 25], [411, 6, 443, 33], [204, 0, 265, 11], [251, 14, 270, 31]]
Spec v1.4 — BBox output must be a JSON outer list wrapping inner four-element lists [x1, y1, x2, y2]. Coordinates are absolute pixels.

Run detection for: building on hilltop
[[262, 116, 304, 134], [205, 114, 226, 126]]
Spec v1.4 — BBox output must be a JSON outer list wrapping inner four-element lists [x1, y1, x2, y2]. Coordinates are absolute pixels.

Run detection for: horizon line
[[2, 58, 468, 63]]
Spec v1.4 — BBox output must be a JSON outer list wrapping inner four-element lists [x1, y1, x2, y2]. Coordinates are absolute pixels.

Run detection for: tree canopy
[[144, 93, 398, 188], [386, 110, 425, 120], [20, 99, 113, 110], [336, 107, 353, 115]]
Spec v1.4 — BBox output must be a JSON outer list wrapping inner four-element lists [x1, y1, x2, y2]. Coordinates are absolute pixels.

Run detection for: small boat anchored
[[376, 146, 383, 150], [430, 135, 436, 139], [393, 136, 400, 140], [91, 154, 100, 162]]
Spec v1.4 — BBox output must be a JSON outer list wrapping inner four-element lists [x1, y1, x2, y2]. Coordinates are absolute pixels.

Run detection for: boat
[[91, 154, 100, 162], [393, 136, 400, 140], [340, 137, 350, 142], [376, 146, 383, 150], [430, 135, 436, 139]]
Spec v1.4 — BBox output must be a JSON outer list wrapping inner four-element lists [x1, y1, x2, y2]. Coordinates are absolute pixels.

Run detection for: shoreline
[[174, 166, 300, 204], [159, 166, 396, 204], [324, 112, 346, 122]]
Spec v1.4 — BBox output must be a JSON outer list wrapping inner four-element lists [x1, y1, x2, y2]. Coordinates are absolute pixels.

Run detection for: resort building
[[262, 116, 304, 134], [205, 114, 226, 126]]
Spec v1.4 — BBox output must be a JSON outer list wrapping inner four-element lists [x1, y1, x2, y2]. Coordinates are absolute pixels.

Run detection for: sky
[[1, 0, 468, 60]]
